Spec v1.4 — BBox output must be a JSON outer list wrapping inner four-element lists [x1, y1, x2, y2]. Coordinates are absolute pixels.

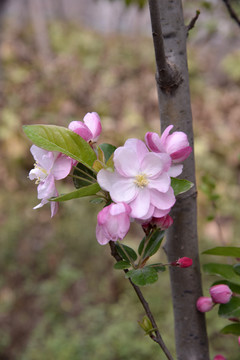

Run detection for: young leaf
[[99, 143, 116, 162], [23, 125, 96, 169], [115, 244, 138, 262], [51, 183, 101, 202], [73, 162, 96, 189], [149, 263, 166, 272], [171, 178, 194, 196], [203, 246, 240, 257], [221, 323, 240, 336], [125, 267, 158, 286], [203, 263, 240, 284], [218, 297, 240, 318], [138, 230, 165, 258], [114, 260, 131, 270], [233, 264, 240, 276]]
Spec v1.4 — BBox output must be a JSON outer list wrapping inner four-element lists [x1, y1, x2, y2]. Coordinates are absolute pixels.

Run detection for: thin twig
[[109, 241, 174, 360], [222, 0, 240, 27], [186, 10, 200, 37]]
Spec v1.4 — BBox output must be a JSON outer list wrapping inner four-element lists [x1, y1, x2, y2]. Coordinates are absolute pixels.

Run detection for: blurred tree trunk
[[0, 0, 8, 80], [148, 1, 210, 359], [28, 0, 52, 65]]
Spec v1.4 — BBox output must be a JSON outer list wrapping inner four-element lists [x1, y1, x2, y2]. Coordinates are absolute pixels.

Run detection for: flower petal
[[113, 147, 140, 177], [150, 187, 175, 210], [148, 172, 170, 193], [111, 179, 137, 203], [160, 125, 174, 144], [140, 152, 171, 177], [52, 154, 72, 180], [68, 121, 92, 141], [97, 169, 119, 192], [83, 112, 102, 141], [168, 164, 183, 177], [37, 175, 56, 200], [124, 138, 149, 163], [145, 132, 163, 153], [129, 187, 150, 219], [30, 145, 54, 171]]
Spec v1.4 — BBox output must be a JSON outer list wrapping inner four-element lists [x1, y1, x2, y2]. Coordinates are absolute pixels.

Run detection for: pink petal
[[109, 202, 131, 216], [171, 146, 192, 163], [148, 173, 170, 193], [150, 187, 175, 210], [168, 164, 183, 177], [141, 152, 171, 177], [97, 169, 119, 192], [145, 132, 163, 153], [152, 207, 171, 218], [96, 224, 110, 245], [129, 188, 151, 219], [68, 121, 92, 141], [37, 175, 56, 200], [111, 179, 138, 203], [30, 145, 54, 171], [160, 125, 174, 144], [52, 154, 72, 180], [83, 112, 102, 141], [114, 147, 140, 177], [124, 138, 149, 163], [165, 131, 189, 154]]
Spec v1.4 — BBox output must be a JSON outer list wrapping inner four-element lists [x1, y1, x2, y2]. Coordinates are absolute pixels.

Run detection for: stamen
[[134, 173, 149, 188]]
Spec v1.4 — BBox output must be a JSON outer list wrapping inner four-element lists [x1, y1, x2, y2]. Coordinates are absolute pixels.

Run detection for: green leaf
[[212, 280, 240, 295], [115, 244, 138, 262], [51, 183, 101, 202], [114, 260, 131, 270], [203, 263, 240, 285], [171, 178, 194, 196], [233, 264, 240, 276], [99, 143, 116, 162], [203, 247, 240, 257], [218, 297, 240, 318], [73, 162, 96, 189], [125, 267, 158, 286], [23, 125, 96, 169], [149, 263, 166, 272], [221, 323, 240, 336], [138, 230, 165, 258]]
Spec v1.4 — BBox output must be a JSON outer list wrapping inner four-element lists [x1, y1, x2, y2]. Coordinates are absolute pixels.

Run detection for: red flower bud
[[213, 355, 227, 360], [172, 257, 193, 268]]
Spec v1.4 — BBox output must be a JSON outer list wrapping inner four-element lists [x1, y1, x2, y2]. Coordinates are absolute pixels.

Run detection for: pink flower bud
[[172, 257, 193, 268], [151, 214, 173, 229], [96, 202, 131, 245], [196, 297, 214, 313], [68, 112, 102, 143], [213, 355, 227, 360], [238, 336, 240, 346], [209, 284, 232, 304]]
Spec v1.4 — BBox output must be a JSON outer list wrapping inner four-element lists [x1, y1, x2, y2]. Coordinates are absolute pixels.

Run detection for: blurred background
[[0, 0, 240, 359]]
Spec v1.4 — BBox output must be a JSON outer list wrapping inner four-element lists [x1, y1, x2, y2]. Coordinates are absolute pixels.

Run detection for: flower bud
[[96, 202, 131, 245], [172, 257, 193, 268], [151, 214, 173, 230], [68, 112, 102, 143], [196, 297, 214, 313], [210, 284, 232, 304], [213, 355, 227, 360], [238, 336, 240, 346]]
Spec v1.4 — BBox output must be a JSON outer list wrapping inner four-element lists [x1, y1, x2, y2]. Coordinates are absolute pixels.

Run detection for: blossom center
[[34, 163, 48, 184], [134, 173, 149, 188]]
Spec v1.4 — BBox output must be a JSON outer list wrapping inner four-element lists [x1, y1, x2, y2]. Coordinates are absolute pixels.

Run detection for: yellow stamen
[[134, 173, 149, 188]]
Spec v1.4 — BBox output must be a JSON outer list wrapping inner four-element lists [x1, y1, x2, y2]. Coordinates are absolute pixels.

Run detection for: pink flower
[[213, 355, 227, 360], [196, 297, 214, 313], [97, 139, 175, 220], [238, 336, 240, 346], [210, 284, 232, 304], [145, 125, 192, 177], [172, 257, 193, 268], [68, 112, 102, 143], [29, 145, 72, 217], [96, 202, 131, 245]]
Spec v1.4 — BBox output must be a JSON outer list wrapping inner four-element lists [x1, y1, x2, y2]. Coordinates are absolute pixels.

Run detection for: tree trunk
[[148, 1, 210, 359]]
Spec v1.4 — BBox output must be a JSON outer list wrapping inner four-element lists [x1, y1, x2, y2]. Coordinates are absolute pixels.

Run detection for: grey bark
[[148, 1, 210, 359]]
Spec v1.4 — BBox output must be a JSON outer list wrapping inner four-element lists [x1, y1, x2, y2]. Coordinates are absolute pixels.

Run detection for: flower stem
[[137, 228, 156, 267]]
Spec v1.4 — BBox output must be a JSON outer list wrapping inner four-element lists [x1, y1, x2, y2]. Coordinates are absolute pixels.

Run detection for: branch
[[222, 0, 240, 27], [148, 0, 182, 93], [186, 10, 200, 37], [109, 241, 174, 360]]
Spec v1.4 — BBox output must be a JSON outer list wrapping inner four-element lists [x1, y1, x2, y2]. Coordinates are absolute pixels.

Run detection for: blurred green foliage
[[0, 20, 240, 360]]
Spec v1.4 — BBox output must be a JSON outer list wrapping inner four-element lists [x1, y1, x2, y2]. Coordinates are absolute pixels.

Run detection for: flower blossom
[[196, 297, 214, 313], [209, 284, 232, 304], [97, 139, 176, 221], [145, 125, 192, 177], [96, 202, 131, 245], [29, 145, 72, 217], [172, 257, 193, 268], [68, 112, 102, 143]]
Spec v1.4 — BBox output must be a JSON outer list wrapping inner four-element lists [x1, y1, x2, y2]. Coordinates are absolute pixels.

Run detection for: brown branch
[[222, 0, 240, 27], [186, 10, 200, 37], [148, 0, 182, 94], [109, 241, 174, 360]]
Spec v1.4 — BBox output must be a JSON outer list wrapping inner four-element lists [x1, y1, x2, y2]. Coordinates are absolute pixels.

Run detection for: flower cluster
[[28, 112, 192, 247]]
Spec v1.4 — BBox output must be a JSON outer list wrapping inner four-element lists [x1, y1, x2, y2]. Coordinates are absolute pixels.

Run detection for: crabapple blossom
[[68, 112, 102, 143], [145, 125, 192, 177], [29, 145, 72, 217], [97, 139, 175, 220], [172, 257, 193, 268], [151, 214, 173, 229], [96, 202, 131, 245], [209, 284, 232, 304], [196, 297, 214, 313]]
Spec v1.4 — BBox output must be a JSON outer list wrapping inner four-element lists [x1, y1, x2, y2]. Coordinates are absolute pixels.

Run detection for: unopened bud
[[171, 257, 193, 268], [210, 284, 232, 304], [196, 296, 214, 313]]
